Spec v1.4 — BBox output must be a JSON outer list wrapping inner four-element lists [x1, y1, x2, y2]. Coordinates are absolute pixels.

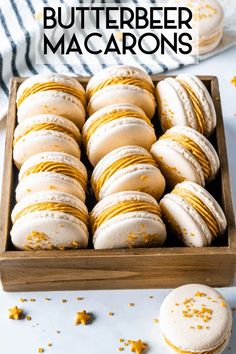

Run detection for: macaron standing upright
[[160, 181, 227, 247], [90, 191, 167, 249], [82, 103, 157, 166], [16, 152, 87, 202], [13, 114, 81, 168], [159, 284, 232, 354], [17, 73, 86, 128], [91, 146, 165, 201], [86, 65, 156, 118], [11, 191, 89, 250], [151, 126, 219, 188], [156, 74, 216, 135]]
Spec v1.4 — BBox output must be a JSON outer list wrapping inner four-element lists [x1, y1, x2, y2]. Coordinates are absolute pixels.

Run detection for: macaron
[[159, 284, 232, 354], [11, 191, 89, 250], [13, 114, 81, 168], [17, 73, 86, 128], [86, 65, 156, 118], [156, 74, 216, 136], [82, 103, 157, 166], [160, 181, 227, 247], [151, 126, 219, 188], [16, 152, 87, 202], [91, 146, 166, 201], [90, 191, 167, 249]]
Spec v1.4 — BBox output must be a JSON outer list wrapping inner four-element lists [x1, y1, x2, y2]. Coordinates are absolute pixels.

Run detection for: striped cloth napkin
[[0, 0, 235, 121]]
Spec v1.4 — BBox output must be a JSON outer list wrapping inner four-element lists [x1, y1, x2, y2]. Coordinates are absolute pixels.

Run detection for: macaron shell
[[17, 91, 85, 129], [160, 193, 212, 247], [159, 284, 232, 353], [98, 164, 166, 201], [87, 119, 157, 166], [16, 172, 85, 202], [93, 211, 166, 249], [13, 131, 81, 168], [11, 211, 88, 250], [87, 85, 156, 118], [151, 139, 205, 188]]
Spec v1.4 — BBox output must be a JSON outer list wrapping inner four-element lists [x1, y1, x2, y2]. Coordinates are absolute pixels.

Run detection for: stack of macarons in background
[[10, 65, 227, 251]]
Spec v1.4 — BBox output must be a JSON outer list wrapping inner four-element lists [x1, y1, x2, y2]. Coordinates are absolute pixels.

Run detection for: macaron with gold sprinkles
[[90, 191, 167, 249], [159, 284, 232, 354], [160, 181, 227, 247], [11, 191, 89, 250]]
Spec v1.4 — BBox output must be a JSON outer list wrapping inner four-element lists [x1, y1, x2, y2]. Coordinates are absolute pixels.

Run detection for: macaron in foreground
[[86, 65, 156, 118], [90, 191, 167, 249], [159, 284, 232, 354], [13, 114, 81, 168], [160, 181, 227, 247], [11, 191, 89, 250], [17, 73, 86, 128], [83, 103, 157, 166], [156, 74, 216, 136], [16, 152, 87, 202], [151, 125, 219, 188], [91, 145, 165, 201]]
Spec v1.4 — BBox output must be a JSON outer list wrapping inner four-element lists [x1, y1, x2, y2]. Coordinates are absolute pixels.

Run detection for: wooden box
[[0, 76, 235, 292]]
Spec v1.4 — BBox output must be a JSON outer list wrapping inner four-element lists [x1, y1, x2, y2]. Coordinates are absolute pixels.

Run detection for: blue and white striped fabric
[[0, 0, 235, 120]]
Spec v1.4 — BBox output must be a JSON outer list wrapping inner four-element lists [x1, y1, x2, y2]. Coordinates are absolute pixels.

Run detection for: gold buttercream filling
[[178, 80, 206, 135], [92, 154, 156, 199], [87, 76, 155, 101], [17, 82, 86, 107], [172, 187, 219, 238], [13, 122, 79, 146], [23, 161, 86, 191], [91, 200, 161, 233], [14, 202, 88, 226], [160, 133, 211, 180], [165, 336, 227, 354], [83, 109, 152, 147]]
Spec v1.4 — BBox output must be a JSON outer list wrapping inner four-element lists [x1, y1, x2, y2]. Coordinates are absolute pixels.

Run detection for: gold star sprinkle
[[128, 339, 148, 353], [75, 310, 91, 325], [231, 77, 236, 86], [8, 306, 23, 320]]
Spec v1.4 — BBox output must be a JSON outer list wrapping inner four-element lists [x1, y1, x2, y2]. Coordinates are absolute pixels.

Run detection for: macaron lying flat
[[159, 284, 232, 354], [13, 114, 81, 168], [86, 65, 156, 118], [17, 73, 86, 128], [90, 191, 167, 249], [16, 152, 87, 202], [11, 191, 89, 250], [151, 126, 219, 188], [156, 74, 216, 136], [91, 146, 165, 201], [160, 181, 227, 247], [82, 103, 157, 166]]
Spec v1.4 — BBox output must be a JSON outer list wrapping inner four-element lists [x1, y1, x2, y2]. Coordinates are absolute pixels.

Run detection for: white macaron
[[86, 65, 156, 118], [151, 126, 219, 188], [91, 145, 166, 201], [16, 152, 87, 202], [82, 103, 157, 166], [160, 181, 227, 247], [17, 73, 86, 128], [156, 74, 216, 136], [11, 191, 89, 250], [159, 284, 232, 354], [13, 114, 81, 168], [90, 191, 167, 249]]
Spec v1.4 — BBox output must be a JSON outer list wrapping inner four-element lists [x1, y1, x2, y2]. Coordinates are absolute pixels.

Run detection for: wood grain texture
[[0, 75, 235, 292]]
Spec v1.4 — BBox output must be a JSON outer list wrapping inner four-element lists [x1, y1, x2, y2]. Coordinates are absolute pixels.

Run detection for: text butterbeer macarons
[[17, 73, 86, 128], [82, 103, 157, 166], [91, 146, 165, 201], [86, 65, 156, 118]]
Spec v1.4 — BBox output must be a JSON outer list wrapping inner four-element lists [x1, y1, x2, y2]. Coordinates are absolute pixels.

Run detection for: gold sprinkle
[[231, 77, 236, 86], [38, 348, 44, 353], [119, 347, 124, 351], [220, 302, 227, 307], [26, 315, 31, 321], [129, 303, 135, 307], [45, 298, 51, 301], [62, 299, 67, 303], [30, 298, 36, 302], [48, 343, 52, 347], [108, 312, 114, 316], [75, 310, 91, 325], [154, 318, 159, 323], [19, 298, 27, 303], [149, 296, 154, 299], [77, 297, 84, 301], [8, 306, 23, 320], [120, 338, 124, 343], [197, 325, 203, 330]]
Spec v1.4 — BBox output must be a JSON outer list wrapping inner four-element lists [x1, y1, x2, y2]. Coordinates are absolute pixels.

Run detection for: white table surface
[[0, 46, 236, 353]]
